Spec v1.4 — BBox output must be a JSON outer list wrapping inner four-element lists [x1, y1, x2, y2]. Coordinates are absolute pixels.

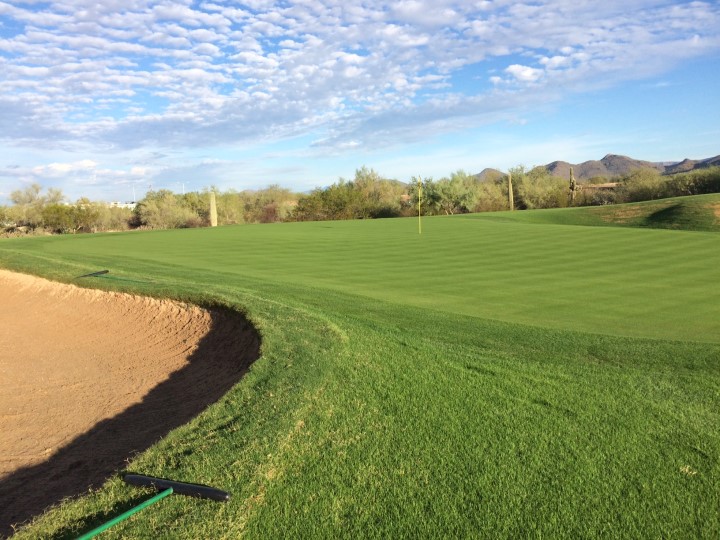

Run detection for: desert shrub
[[431, 171, 482, 215], [179, 192, 210, 223], [241, 185, 298, 223], [41, 204, 76, 233], [665, 166, 720, 197], [133, 190, 202, 229], [664, 173, 697, 196], [9, 183, 47, 228], [586, 176, 612, 184], [72, 199, 103, 233], [693, 166, 720, 193], [404, 177, 443, 216], [575, 189, 618, 206], [0, 206, 11, 226], [292, 191, 327, 221], [404, 172, 502, 216], [616, 169, 667, 203], [102, 206, 132, 231], [515, 167, 569, 209], [473, 180, 509, 212], [292, 168, 403, 221], [210, 191, 242, 225]]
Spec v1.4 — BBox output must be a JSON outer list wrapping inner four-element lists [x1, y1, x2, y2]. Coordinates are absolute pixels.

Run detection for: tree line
[[0, 184, 132, 235], [2, 165, 719, 236]]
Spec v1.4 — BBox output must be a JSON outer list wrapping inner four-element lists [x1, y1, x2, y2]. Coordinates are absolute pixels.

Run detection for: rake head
[[123, 473, 230, 502]]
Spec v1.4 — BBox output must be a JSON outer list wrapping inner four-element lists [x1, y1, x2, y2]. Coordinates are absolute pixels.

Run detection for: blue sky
[[1, 0, 719, 203]]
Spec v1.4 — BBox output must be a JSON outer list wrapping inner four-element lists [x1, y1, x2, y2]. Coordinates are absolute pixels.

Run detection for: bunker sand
[[0, 269, 260, 536]]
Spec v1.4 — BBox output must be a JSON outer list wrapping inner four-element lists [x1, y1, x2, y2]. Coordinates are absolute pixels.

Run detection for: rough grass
[[0, 209, 718, 539]]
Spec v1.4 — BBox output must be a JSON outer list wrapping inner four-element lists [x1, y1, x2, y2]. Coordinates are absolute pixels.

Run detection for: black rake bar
[[75, 474, 229, 539], [76, 269, 110, 278], [123, 473, 231, 502]]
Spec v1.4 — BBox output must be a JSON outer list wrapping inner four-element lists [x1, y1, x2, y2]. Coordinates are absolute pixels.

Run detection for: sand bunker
[[0, 269, 260, 535]]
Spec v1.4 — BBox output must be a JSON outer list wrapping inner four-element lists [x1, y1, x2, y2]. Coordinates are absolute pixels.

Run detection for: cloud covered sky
[[1, 0, 719, 202]]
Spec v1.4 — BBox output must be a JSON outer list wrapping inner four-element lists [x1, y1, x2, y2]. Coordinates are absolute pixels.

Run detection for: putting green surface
[[11, 209, 719, 342], [1, 201, 718, 538]]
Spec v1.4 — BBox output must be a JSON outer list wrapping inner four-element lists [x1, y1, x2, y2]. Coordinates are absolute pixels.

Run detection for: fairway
[[1, 208, 719, 538]]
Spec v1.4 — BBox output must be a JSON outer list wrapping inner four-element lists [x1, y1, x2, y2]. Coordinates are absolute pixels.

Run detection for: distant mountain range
[[476, 153, 720, 181]]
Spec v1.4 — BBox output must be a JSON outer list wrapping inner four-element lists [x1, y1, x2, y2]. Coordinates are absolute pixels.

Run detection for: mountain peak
[[544, 154, 667, 180], [477, 153, 719, 181]]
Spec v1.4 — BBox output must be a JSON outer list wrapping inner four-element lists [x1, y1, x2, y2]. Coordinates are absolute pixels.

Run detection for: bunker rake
[[77, 473, 230, 539]]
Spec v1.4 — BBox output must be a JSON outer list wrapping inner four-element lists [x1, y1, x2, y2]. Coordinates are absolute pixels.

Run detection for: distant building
[[108, 201, 137, 210], [579, 183, 619, 191]]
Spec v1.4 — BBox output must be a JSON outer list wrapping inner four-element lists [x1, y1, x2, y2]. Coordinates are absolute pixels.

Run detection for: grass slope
[[0, 211, 718, 539], [508, 193, 720, 232]]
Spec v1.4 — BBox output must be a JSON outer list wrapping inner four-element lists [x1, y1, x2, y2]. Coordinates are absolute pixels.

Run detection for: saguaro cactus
[[417, 176, 423, 234], [209, 191, 218, 227], [569, 167, 577, 204], [507, 172, 514, 211]]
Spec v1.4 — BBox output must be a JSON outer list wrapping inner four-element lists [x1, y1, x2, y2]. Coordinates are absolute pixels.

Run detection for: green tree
[[10, 184, 67, 228], [433, 170, 480, 215], [45, 187, 65, 205], [10, 183, 43, 206], [407, 177, 442, 216]]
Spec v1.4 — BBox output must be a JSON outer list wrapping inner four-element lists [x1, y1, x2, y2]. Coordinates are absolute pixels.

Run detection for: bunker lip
[[0, 269, 260, 537]]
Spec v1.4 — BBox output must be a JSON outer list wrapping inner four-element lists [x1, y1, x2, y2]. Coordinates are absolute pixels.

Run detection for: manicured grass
[[1, 209, 718, 538]]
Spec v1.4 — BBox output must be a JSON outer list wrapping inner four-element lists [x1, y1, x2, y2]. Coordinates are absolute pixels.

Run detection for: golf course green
[[1, 194, 718, 538]]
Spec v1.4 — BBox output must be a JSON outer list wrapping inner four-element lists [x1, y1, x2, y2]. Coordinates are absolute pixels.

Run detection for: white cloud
[[505, 64, 544, 83], [391, 1, 461, 28], [540, 55, 570, 69], [0, 0, 716, 189], [33, 160, 97, 176]]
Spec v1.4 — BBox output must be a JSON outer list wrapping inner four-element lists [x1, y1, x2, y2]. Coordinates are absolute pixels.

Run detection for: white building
[[108, 201, 137, 210]]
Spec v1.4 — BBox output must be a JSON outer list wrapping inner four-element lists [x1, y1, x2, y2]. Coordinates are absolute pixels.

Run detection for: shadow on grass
[[646, 203, 684, 229], [0, 308, 260, 538], [646, 202, 717, 231], [51, 492, 151, 540]]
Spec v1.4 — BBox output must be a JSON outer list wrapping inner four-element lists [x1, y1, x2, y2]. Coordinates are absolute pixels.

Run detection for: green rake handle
[[75, 474, 230, 539], [76, 487, 173, 540]]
